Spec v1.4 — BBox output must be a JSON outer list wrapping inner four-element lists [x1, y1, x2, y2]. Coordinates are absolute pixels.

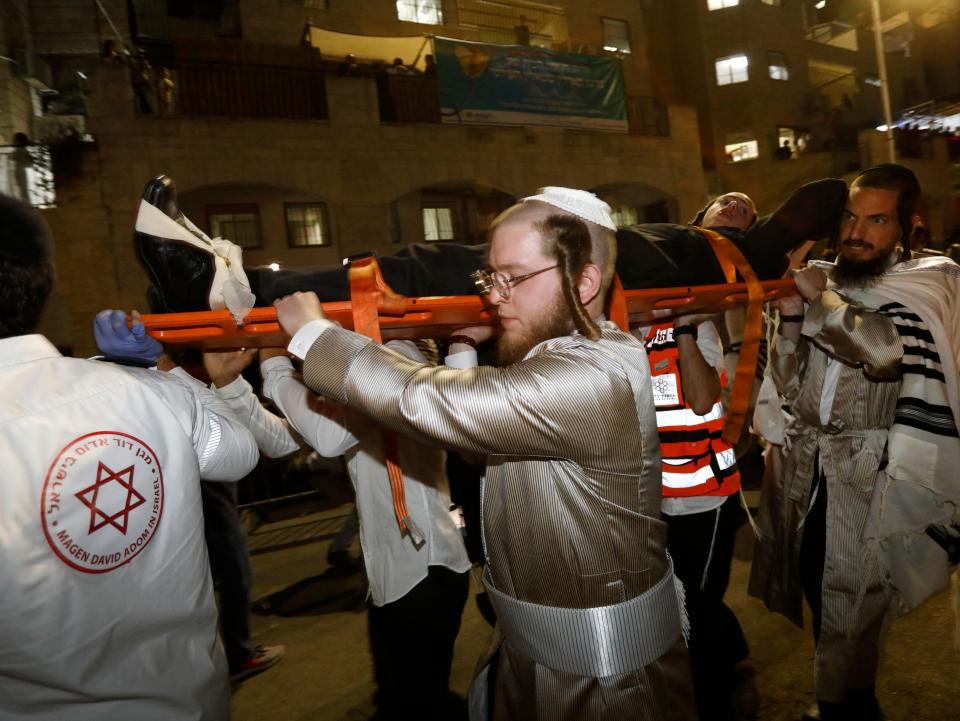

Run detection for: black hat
[[0, 193, 52, 264], [854, 163, 919, 188]]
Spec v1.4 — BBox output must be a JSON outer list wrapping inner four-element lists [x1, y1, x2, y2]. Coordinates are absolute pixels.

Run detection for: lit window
[[602, 18, 631, 54], [423, 205, 456, 241], [397, 0, 443, 25], [716, 54, 749, 85], [610, 206, 639, 226], [768, 51, 789, 81], [707, 0, 739, 9], [207, 205, 262, 249], [724, 137, 759, 163], [285, 203, 331, 247], [761, 0, 781, 5]]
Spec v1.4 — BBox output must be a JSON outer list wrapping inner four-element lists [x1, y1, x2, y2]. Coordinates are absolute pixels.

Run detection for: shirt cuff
[[287, 318, 335, 360], [261, 355, 296, 375], [260, 355, 296, 403], [445, 348, 478, 369], [209, 374, 252, 400]]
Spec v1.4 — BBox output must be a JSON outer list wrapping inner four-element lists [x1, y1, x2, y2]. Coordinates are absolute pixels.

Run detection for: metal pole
[[870, 0, 896, 162], [95, 0, 127, 48]]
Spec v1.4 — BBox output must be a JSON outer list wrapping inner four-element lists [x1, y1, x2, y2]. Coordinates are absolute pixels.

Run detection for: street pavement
[[231, 504, 960, 721]]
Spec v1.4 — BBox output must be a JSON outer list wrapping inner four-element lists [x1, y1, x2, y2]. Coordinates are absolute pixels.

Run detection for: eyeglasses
[[470, 265, 558, 300]]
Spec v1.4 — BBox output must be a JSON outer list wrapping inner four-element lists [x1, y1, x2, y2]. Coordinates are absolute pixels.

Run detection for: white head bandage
[[521, 187, 616, 231]]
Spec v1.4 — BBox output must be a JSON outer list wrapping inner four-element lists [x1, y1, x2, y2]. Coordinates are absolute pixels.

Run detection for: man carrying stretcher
[[131, 175, 847, 316]]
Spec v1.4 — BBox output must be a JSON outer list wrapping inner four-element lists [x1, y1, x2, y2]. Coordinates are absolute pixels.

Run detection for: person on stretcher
[[132, 176, 847, 315]]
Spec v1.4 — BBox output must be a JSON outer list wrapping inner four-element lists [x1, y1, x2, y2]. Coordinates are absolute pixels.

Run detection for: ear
[[577, 262, 602, 307], [911, 214, 923, 232]]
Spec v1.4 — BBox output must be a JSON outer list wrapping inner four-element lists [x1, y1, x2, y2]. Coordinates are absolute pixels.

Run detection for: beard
[[833, 242, 899, 289], [495, 289, 574, 365]]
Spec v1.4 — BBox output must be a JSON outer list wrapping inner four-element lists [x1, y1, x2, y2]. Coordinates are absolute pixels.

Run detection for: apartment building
[[644, 0, 959, 235]]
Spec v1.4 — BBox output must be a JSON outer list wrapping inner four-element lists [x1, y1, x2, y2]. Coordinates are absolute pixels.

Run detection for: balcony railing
[[175, 62, 328, 119], [456, 0, 568, 47], [805, 21, 859, 51], [164, 38, 328, 120]]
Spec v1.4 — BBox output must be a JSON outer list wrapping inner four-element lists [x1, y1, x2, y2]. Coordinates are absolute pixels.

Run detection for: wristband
[[673, 324, 697, 340], [779, 314, 805, 323], [449, 334, 477, 348]]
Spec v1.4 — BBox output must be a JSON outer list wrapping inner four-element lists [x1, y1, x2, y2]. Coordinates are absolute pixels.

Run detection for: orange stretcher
[[138, 280, 795, 348], [140, 247, 795, 539]]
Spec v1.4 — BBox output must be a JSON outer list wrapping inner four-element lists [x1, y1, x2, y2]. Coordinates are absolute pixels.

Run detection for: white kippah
[[521, 186, 616, 231]]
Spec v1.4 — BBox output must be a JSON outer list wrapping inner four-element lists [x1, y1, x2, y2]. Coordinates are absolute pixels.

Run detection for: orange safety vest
[[643, 322, 741, 498]]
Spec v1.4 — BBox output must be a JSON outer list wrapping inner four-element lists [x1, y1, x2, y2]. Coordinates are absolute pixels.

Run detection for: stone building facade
[[3, 0, 712, 356]]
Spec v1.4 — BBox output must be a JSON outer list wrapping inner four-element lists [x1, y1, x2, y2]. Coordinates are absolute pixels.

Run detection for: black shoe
[[134, 175, 218, 313], [326, 549, 362, 573]]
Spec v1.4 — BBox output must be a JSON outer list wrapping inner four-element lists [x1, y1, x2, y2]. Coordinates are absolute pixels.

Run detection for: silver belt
[[482, 557, 684, 678]]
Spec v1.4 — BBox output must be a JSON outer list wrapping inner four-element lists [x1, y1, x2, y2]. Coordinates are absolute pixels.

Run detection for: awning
[[305, 24, 431, 70]]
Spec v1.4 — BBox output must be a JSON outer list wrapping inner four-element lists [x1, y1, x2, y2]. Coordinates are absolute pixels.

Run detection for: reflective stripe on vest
[[644, 323, 741, 498]]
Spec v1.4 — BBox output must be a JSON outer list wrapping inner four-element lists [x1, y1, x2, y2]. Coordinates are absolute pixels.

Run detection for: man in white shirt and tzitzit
[[0, 193, 259, 721], [200, 340, 473, 721]]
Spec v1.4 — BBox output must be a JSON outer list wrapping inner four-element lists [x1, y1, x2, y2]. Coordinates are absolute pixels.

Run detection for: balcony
[[805, 21, 859, 52], [170, 39, 328, 119], [0, 143, 56, 208]]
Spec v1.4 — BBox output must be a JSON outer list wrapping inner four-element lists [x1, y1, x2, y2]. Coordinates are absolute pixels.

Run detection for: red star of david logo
[[75, 461, 146, 535]]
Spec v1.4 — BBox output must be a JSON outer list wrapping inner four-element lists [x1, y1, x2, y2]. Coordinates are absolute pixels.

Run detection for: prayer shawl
[[840, 256, 960, 613]]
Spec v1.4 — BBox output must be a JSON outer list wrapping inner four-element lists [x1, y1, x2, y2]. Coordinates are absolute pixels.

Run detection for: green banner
[[435, 37, 627, 133]]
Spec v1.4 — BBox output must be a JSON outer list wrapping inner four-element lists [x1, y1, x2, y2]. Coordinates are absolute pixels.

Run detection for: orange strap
[[348, 258, 422, 544], [697, 229, 765, 445]]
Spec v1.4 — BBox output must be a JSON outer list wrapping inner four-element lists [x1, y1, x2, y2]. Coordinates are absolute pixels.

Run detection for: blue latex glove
[[93, 309, 163, 364]]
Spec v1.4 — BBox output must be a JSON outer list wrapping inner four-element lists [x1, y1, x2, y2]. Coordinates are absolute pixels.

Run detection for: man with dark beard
[[751, 164, 960, 721], [273, 187, 697, 721]]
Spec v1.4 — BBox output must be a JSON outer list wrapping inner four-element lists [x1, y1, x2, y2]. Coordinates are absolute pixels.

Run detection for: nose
[[488, 285, 507, 305], [848, 217, 868, 240]]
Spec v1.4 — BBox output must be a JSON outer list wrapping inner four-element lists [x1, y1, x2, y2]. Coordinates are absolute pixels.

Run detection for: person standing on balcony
[[157, 67, 175, 115], [130, 49, 154, 114]]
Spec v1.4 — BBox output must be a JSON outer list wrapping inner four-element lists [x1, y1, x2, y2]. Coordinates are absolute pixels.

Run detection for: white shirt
[[0, 335, 259, 721], [209, 373, 301, 460], [245, 340, 471, 606]]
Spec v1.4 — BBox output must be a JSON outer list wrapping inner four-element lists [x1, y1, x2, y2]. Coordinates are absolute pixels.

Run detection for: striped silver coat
[[302, 322, 696, 720], [756, 288, 901, 703]]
